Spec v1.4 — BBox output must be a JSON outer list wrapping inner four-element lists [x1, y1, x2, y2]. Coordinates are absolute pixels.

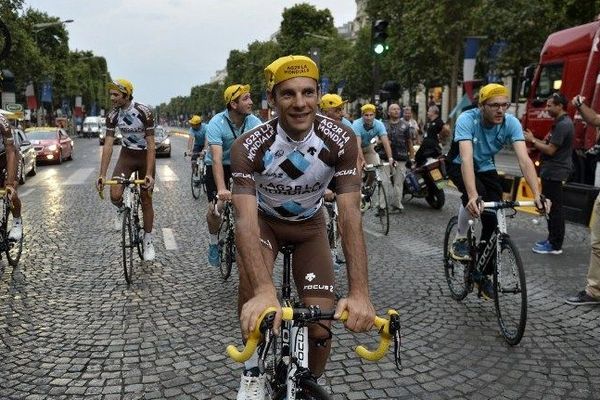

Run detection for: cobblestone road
[[0, 133, 598, 399]]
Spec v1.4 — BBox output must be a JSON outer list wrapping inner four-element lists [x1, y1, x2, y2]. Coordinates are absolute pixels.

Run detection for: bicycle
[[184, 151, 206, 199], [443, 200, 539, 345], [216, 199, 235, 280], [227, 246, 402, 399], [0, 188, 23, 267], [361, 163, 389, 235], [100, 174, 145, 284]]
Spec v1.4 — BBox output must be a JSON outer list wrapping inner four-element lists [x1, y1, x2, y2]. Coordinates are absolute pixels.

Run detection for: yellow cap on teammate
[[264, 55, 319, 90], [320, 94, 347, 110], [224, 84, 250, 104], [106, 79, 133, 96], [189, 115, 202, 125], [361, 103, 376, 114], [478, 83, 509, 104]]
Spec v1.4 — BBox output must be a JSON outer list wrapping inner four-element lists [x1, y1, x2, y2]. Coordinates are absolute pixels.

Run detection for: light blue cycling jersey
[[352, 117, 387, 148], [341, 117, 353, 129], [451, 108, 524, 172], [205, 110, 262, 166], [190, 123, 208, 152]]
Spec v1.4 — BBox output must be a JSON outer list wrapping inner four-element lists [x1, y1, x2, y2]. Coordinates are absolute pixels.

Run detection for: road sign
[[5, 103, 23, 112]]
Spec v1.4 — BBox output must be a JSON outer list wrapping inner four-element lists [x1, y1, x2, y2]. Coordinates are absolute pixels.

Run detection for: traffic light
[[372, 20, 389, 55]]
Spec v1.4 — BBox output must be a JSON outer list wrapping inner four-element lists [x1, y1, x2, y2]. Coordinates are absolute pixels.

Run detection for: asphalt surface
[[0, 132, 598, 399]]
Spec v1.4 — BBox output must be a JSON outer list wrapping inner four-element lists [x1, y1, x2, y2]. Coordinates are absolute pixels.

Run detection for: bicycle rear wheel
[[443, 216, 470, 301], [191, 167, 201, 199], [374, 182, 389, 235], [5, 207, 23, 267], [122, 208, 134, 284], [493, 235, 527, 345], [273, 377, 331, 400]]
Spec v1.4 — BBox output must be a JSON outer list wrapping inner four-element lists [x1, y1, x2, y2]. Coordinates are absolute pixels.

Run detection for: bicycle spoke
[[443, 216, 471, 301]]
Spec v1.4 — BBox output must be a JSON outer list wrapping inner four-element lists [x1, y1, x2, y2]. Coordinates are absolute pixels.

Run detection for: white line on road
[[162, 228, 178, 250], [157, 165, 179, 182], [154, 186, 160, 193], [363, 227, 384, 238], [63, 168, 95, 185], [20, 188, 35, 197]]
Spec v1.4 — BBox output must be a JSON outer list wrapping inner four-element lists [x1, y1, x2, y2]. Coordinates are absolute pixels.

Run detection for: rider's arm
[[211, 145, 227, 192], [145, 134, 156, 177], [513, 140, 541, 199], [574, 96, 600, 126], [458, 141, 478, 200], [99, 135, 114, 178]]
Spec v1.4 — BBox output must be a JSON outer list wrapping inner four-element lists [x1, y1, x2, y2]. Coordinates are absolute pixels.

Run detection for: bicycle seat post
[[280, 245, 294, 302]]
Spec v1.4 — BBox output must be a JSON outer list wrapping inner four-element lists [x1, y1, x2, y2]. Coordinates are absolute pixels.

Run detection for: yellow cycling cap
[[189, 115, 202, 125], [361, 103, 376, 114], [320, 94, 347, 110], [224, 84, 250, 104], [264, 55, 319, 90], [106, 79, 133, 96], [478, 83, 508, 104]]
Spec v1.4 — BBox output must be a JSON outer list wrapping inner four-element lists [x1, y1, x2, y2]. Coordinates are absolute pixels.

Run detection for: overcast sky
[[24, 1, 357, 107]]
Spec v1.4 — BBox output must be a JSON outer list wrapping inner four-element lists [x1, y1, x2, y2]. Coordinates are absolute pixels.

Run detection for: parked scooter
[[403, 155, 447, 209]]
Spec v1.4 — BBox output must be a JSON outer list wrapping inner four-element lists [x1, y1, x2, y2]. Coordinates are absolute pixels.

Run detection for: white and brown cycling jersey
[[0, 114, 14, 154], [231, 115, 360, 222], [106, 101, 154, 150]]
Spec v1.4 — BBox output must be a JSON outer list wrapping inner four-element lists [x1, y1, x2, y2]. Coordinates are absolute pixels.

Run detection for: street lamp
[[32, 19, 74, 32]]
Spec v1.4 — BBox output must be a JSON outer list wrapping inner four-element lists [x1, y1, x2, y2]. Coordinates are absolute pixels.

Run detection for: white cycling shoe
[[8, 222, 22, 241], [143, 235, 155, 261], [114, 208, 124, 231], [236, 373, 266, 400]]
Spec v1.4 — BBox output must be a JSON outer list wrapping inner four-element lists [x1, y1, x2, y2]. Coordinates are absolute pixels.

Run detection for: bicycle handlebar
[[226, 307, 400, 364], [97, 178, 146, 200]]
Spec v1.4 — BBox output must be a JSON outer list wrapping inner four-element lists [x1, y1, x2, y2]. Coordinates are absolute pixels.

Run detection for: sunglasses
[[484, 102, 511, 110]]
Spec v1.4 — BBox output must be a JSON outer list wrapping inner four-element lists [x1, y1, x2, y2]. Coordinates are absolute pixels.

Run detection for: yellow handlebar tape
[[226, 307, 278, 363]]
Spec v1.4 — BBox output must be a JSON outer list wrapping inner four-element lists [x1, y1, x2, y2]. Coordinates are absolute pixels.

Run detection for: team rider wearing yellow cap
[[97, 79, 157, 261], [186, 115, 208, 178], [319, 93, 353, 128], [352, 103, 395, 210], [231, 55, 376, 398], [204, 84, 262, 268], [446, 83, 548, 297]]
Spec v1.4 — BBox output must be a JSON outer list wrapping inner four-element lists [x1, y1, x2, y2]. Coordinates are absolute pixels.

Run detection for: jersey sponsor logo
[[243, 125, 276, 162], [263, 171, 284, 178], [258, 181, 323, 195], [307, 146, 317, 156], [318, 119, 351, 148], [305, 272, 316, 282], [334, 167, 357, 177], [232, 172, 254, 180], [275, 149, 284, 158]]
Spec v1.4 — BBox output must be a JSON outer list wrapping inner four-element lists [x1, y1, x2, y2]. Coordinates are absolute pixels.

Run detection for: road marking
[[363, 227, 384, 238], [157, 165, 179, 182], [20, 188, 35, 197], [63, 168, 95, 185], [153, 186, 160, 192], [162, 228, 178, 250]]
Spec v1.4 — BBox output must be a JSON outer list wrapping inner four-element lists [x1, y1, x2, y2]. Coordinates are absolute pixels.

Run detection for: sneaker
[[477, 277, 495, 300], [450, 238, 471, 261], [114, 208, 124, 231], [391, 205, 404, 213], [532, 241, 562, 255], [208, 243, 220, 267], [8, 219, 23, 241], [565, 290, 600, 306], [535, 239, 549, 247], [143, 236, 155, 261], [236, 372, 266, 400]]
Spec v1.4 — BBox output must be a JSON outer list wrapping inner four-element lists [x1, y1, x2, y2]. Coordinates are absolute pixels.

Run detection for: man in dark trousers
[[415, 105, 445, 167], [524, 92, 573, 255]]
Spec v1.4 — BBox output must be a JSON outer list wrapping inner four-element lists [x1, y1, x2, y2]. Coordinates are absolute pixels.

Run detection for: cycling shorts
[[258, 209, 335, 300], [111, 147, 155, 191], [205, 164, 231, 203]]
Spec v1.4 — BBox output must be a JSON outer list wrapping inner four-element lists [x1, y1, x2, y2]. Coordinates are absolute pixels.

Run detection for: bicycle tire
[[273, 377, 331, 400], [493, 235, 527, 345], [191, 168, 201, 199], [134, 201, 144, 260], [122, 208, 134, 284], [5, 206, 23, 267], [218, 205, 233, 280], [0, 19, 12, 62], [375, 182, 389, 235], [443, 216, 470, 301]]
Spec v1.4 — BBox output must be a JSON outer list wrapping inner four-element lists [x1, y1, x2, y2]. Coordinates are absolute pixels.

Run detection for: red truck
[[521, 19, 600, 185]]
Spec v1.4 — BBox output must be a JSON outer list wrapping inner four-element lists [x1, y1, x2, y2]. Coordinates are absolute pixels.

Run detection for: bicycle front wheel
[[218, 212, 233, 280], [443, 216, 470, 301], [374, 182, 389, 235], [191, 168, 201, 199], [5, 210, 23, 267], [273, 377, 331, 400], [122, 208, 134, 284], [493, 235, 527, 345]]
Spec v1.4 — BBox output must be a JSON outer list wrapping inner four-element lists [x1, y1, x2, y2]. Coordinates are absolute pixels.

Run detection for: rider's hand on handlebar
[[335, 294, 376, 333], [5, 185, 15, 202], [466, 195, 483, 218], [241, 289, 281, 338], [217, 188, 232, 202], [143, 175, 155, 191], [96, 176, 105, 192]]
